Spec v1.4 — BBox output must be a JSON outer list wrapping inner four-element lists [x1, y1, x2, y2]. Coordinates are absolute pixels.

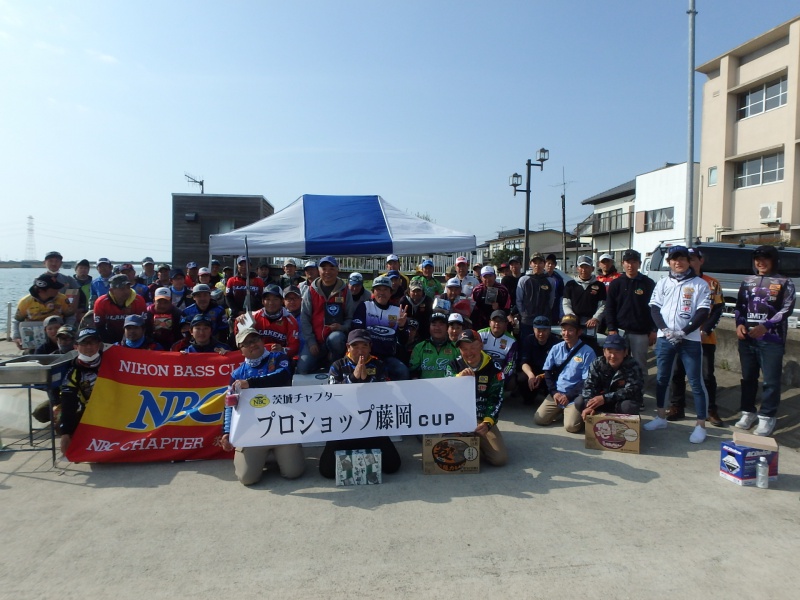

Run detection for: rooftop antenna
[[185, 172, 204, 194], [25, 215, 37, 261]]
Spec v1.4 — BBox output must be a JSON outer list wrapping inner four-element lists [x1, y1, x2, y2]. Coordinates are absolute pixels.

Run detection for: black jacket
[[605, 273, 656, 334]]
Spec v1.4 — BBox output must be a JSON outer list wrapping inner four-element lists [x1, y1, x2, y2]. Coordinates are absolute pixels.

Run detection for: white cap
[[598, 253, 614, 262], [448, 313, 464, 324], [386, 254, 399, 262], [480, 265, 496, 276]]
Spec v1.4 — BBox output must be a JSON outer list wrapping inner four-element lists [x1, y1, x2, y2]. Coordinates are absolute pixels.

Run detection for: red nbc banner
[[66, 346, 242, 463]]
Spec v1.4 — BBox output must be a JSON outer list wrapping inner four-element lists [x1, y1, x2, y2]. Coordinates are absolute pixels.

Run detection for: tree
[[489, 248, 519, 266]]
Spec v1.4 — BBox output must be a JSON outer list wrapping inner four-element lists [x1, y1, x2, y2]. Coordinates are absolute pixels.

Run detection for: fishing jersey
[[145, 304, 183, 349], [445, 352, 504, 425], [93, 290, 147, 343], [13, 293, 75, 339], [352, 300, 403, 358], [329, 354, 388, 384], [735, 273, 796, 345], [182, 340, 231, 353], [89, 276, 111, 305], [597, 270, 621, 288], [58, 356, 102, 435], [300, 278, 355, 346], [454, 273, 480, 298], [245, 309, 300, 359], [516, 273, 554, 325], [700, 274, 724, 345], [223, 350, 291, 435], [649, 271, 711, 342], [409, 275, 444, 300], [168, 286, 193, 310], [225, 273, 265, 317], [408, 339, 459, 379], [477, 328, 517, 377], [181, 303, 229, 338], [132, 282, 151, 303]]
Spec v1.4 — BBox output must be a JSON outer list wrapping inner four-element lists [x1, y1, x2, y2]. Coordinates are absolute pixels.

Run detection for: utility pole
[[559, 167, 568, 270], [685, 0, 697, 246]]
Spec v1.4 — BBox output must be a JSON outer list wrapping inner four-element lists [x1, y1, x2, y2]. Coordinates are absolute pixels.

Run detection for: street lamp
[[509, 148, 549, 265]]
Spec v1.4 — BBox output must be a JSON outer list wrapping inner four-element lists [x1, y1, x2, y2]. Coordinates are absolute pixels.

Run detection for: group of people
[[10, 244, 794, 483]]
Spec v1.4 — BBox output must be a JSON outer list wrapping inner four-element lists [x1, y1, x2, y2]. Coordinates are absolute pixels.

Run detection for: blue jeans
[[738, 338, 784, 418], [655, 338, 707, 419], [297, 331, 347, 374]]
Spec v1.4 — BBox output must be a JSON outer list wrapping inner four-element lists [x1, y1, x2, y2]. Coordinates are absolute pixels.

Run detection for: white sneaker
[[689, 425, 707, 444], [754, 416, 776, 437], [643, 416, 668, 431], [735, 411, 758, 430]]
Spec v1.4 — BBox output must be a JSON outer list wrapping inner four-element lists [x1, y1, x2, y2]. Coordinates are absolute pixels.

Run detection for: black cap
[[32, 273, 63, 291], [190, 314, 213, 327], [169, 268, 185, 279], [76, 258, 91, 268], [667, 245, 689, 259], [532, 315, 551, 329], [509, 256, 522, 264], [490, 309, 507, 321], [545, 253, 558, 262], [430, 311, 448, 322], [109, 274, 131, 288], [687, 247, 703, 259], [347, 329, 372, 344], [753, 245, 779, 262], [456, 329, 480, 345]]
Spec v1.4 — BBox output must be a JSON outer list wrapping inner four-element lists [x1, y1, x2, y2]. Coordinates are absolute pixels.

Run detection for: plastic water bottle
[[756, 456, 769, 489]]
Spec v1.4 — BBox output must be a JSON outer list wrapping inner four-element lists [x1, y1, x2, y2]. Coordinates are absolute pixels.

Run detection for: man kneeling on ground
[[220, 327, 305, 485], [578, 333, 644, 421]]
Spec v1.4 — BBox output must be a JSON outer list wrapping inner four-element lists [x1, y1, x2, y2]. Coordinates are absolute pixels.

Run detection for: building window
[[737, 76, 787, 119], [708, 166, 717, 186], [644, 207, 674, 232], [200, 218, 235, 241], [734, 152, 784, 189]]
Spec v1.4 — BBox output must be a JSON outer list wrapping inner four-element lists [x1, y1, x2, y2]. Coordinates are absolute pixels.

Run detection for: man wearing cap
[[479, 310, 518, 385], [57, 328, 104, 455], [279, 259, 302, 289], [93, 273, 147, 344], [120, 262, 150, 302], [34, 315, 65, 354], [208, 259, 223, 286], [352, 276, 410, 380], [447, 312, 466, 343], [182, 283, 229, 343], [516, 253, 555, 343], [381, 254, 410, 297], [225, 256, 264, 319], [53, 325, 76, 354], [174, 314, 232, 354], [13, 274, 75, 351], [184, 261, 199, 288], [534, 315, 597, 432], [604, 248, 656, 375], [319, 329, 402, 478], [139, 257, 157, 286], [517, 316, 559, 406], [668, 247, 725, 426], [166, 268, 193, 310], [283, 285, 303, 321], [220, 328, 304, 485], [256, 261, 271, 283], [147, 264, 171, 300], [348, 272, 369, 311], [436, 277, 470, 318], [90, 258, 115, 305], [400, 279, 434, 341], [298, 260, 319, 293], [544, 254, 564, 324], [646, 245, 712, 444], [500, 255, 524, 312], [734, 244, 796, 437], [43, 250, 79, 294], [470, 265, 511, 331], [31, 322, 78, 423], [596, 253, 621, 288], [444, 330, 508, 466], [562, 255, 606, 346], [453, 256, 480, 298], [579, 333, 644, 420], [73, 259, 93, 317], [298, 256, 356, 374], [145, 286, 183, 350], [118, 315, 163, 350], [410, 259, 443, 300], [236, 284, 300, 361], [196, 267, 213, 286], [409, 311, 459, 379]]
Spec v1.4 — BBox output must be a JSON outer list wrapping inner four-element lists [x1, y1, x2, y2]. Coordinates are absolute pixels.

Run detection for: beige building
[[697, 16, 800, 244]]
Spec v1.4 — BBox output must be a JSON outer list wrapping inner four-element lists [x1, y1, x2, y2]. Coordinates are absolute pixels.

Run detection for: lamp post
[[509, 148, 549, 266]]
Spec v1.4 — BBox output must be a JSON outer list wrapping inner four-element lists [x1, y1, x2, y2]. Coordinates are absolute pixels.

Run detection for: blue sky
[[1, 1, 797, 262]]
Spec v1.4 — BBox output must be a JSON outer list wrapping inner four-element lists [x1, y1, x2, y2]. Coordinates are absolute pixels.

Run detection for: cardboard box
[[585, 414, 641, 454], [334, 449, 382, 486], [720, 432, 779, 486], [422, 434, 480, 474]]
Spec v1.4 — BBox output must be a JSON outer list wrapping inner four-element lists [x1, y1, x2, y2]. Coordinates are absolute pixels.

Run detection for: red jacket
[[300, 278, 355, 346], [244, 309, 301, 359], [225, 273, 264, 317], [93, 291, 147, 343]]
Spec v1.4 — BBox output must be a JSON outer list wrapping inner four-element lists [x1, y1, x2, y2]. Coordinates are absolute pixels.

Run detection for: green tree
[[490, 248, 519, 266]]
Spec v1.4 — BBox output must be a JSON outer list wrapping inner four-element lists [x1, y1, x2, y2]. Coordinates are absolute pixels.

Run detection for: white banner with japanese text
[[229, 377, 477, 447]]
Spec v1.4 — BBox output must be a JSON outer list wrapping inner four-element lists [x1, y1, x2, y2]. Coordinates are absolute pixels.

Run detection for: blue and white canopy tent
[[208, 194, 476, 256]]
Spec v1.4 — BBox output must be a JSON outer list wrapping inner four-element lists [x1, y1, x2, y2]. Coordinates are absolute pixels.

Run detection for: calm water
[[0, 268, 100, 332]]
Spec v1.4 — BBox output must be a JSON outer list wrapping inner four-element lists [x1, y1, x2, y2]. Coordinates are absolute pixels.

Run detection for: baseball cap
[[545, 254, 558, 262], [446, 277, 462, 288], [408, 280, 423, 291], [448, 313, 464, 324], [56, 325, 75, 338], [430, 311, 448, 322], [319, 256, 338, 268], [119, 263, 134, 272], [97, 257, 112, 266], [603, 333, 627, 350], [190, 314, 213, 328], [456, 329, 480, 345], [622, 249, 641, 262], [283, 258, 296, 267], [577, 255, 594, 267], [235, 327, 261, 346], [154, 287, 171, 300], [283, 285, 302, 297], [43, 315, 64, 328], [490, 310, 507, 321], [263, 283, 283, 297], [186, 261, 198, 269], [198, 267, 211, 275], [76, 328, 101, 343], [530, 253, 545, 263], [532, 315, 551, 329], [499, 263, 509, 269], [236, 255, 248, 264], [124, 314, 145, 328], [455, 256, 469, 265], [349, 272, 363, 284], [347, 329, 372, 345], [667, 245, 689, 259], [598, 253, 614, 262], [421, 259, 434, 268], [192, 283, 212, 294], [559, 314, 582, 329], [753, 245, 779, 262], [109, 274, 131, 288], [157, 263, 171, 272], [33, 274, 63, 291], [480, 265, 496, 276], [372, 276, 392, 289], [142, 257, 155, 265], [303, 260, 317, 270], [509, 256, 522, 264], [687, 247, 703, 259], [210, 259, 221, 266], [169, 268, 185, 279], [386, 254, 400, 263], [386, 270, 400, 279], [44, 251, 63, 260], [75, 259, 90, 268]]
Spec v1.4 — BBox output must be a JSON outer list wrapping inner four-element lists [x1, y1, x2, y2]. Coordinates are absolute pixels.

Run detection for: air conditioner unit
[[759, 202, 781, 224]]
